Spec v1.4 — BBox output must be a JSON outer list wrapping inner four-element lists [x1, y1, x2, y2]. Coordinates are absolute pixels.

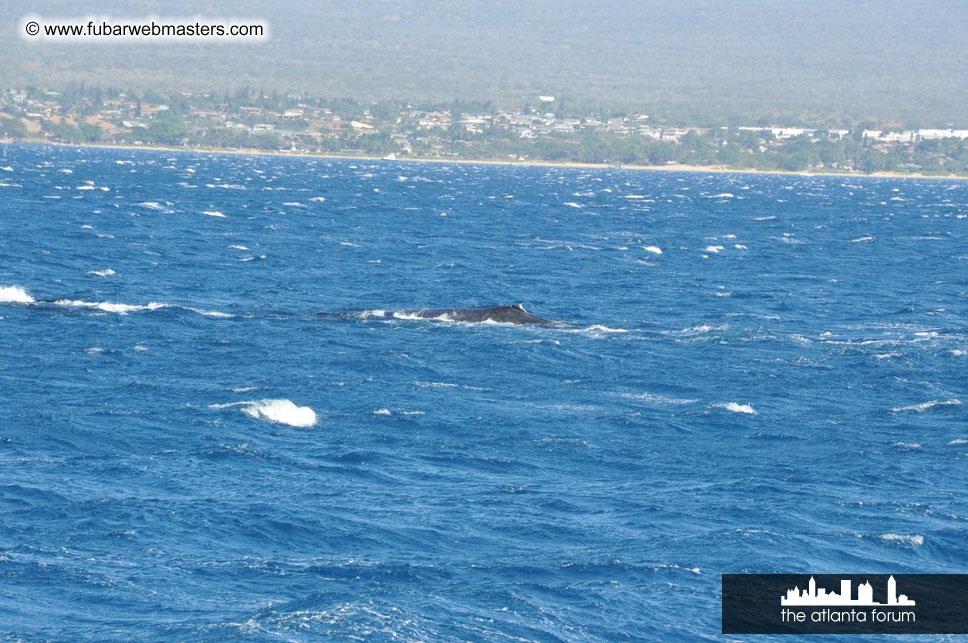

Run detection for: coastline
[[5, 139, 968, 181]]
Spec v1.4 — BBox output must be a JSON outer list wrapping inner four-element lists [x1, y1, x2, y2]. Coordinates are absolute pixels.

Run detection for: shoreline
[[5, 139, 968, 181]]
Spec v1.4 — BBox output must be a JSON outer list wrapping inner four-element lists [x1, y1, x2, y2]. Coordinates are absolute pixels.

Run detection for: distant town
[[2, 87, 967, 176]]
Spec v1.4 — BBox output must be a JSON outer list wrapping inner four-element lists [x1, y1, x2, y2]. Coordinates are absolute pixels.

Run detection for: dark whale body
[[317, 304, 559, 326]]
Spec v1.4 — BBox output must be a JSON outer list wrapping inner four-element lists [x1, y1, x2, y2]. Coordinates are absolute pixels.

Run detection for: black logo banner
[[723, 574, 968, 634]]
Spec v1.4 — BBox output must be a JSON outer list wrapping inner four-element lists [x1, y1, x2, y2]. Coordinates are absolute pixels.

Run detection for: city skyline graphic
[[781, 576, 915, 607]]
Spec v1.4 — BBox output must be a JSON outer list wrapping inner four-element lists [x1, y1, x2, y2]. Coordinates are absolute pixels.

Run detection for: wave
[[620, 392, 699, 405], [87, 269, 116, 277], [211, 399, 317, 427], [202, 210, 226, 217], [0, 285, 231, 317], [580, 325, 628, 333], [185, 307, 234, 318], [0, 285, 34, 303], [53, 299, 167, 314], [878, 533, 924, 546], [716, 402, 757, 414], [892, 399, 962, 413], [642, 245, 663, 254]]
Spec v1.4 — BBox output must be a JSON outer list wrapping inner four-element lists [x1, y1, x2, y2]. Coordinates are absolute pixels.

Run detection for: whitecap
[[202, 210, 226, 218], [947, 439, 968, 445], [581, 325, 629, 333], [621, 392, 699, 405], [878, 534, 924, 546], [703, 245, 724, 253], [0, 285, 35, 303], [212, 399, 317, 427], [892, 399, 962, 412], [54, 300, 167, 314], [185, 307, 233, 318], [643, 245, 663, 254], [716, 402, 757, 414], [229, 245, 249, 250], [309, 196, 326, 202], [563, 202, 583, 208], [87, 269, 116, 277], [372, 408, 391, 415], [850, 236, 874, 243]]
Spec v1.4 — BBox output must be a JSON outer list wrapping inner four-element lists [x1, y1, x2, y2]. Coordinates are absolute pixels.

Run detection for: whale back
[[317, 304, 558, 325]]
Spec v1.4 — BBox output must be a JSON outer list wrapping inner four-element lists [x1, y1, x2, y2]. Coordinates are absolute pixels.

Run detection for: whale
[[316, 304, 559, 326]]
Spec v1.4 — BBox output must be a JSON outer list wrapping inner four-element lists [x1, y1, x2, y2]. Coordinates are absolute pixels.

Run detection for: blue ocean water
[[0, 143, 966, 641]]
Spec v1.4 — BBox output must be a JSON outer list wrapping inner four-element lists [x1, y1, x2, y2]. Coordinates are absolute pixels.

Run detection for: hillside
[[3, 0, 967, 125]]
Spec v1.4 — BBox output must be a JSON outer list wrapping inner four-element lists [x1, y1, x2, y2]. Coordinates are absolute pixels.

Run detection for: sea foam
[[54, 300, 167, 314], [892, 399, 962, 413], [716, 402, 757, 414], [212, 399, 317, 427], [0, 285, 34, 303]]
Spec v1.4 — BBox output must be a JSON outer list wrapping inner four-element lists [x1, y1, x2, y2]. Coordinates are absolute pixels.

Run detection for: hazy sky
[[3, 0, 966, 123]]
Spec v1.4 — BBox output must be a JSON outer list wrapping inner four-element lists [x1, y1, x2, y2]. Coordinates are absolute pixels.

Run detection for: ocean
[[0, 143, 965, 641]]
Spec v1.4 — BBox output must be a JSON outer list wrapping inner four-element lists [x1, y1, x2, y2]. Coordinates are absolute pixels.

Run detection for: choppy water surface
[[1, 144, 966, 641]]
